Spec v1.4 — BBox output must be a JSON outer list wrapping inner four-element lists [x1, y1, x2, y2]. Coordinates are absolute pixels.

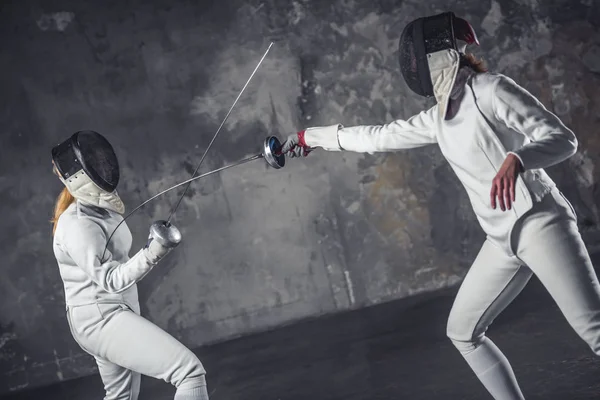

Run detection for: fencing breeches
[[67, 302, 208, 400], [447, 188, 600, 399]]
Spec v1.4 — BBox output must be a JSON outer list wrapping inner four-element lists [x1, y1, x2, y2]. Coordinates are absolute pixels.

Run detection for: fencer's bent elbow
[[554, 129, 578, 166], [98, 249, 156, 293], [555, 128, 578, 162], [99, 265, 134, 294], [101, 271, 127, 294], [567, 133, 578, 157]]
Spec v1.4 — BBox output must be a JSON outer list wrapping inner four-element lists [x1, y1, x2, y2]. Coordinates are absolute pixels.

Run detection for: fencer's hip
[[486, 187, 577, 255], [66, 302, 139, 354]]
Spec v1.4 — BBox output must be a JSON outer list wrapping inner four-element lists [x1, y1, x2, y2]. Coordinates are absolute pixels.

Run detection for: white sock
[[174, 385, 209, 400], [463, 338, 525, 400]]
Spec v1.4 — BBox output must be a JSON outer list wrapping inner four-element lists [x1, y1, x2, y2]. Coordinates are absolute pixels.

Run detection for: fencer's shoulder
[[469, 72, 525, 112], [55, 203, 77, 228], [410, 104, 438, 119], [470, 72, 505, 90], [56, 202, 103, 239], [472, 72, 522, 92], [54, 203, 80, 243], [76, 201, 113, 220]]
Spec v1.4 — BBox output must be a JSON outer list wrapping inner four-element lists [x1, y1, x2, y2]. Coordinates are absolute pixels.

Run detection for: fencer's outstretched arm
[[312, 106, 437, 153], [58, 217, 175, 294], [282, 106, 438, 156], [494, 75, 578, 170]]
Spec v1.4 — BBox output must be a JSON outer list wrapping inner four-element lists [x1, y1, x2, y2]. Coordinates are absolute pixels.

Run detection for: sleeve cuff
[[303, 124, 343, 151]]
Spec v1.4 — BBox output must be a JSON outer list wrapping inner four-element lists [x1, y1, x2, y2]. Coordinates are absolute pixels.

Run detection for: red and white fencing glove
[[280, 130, 313, 158]]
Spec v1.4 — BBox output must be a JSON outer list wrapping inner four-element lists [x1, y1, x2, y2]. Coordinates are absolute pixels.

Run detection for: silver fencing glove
[[281, 125, 343, 157], [143, 220, 182, 264], [280, 130, 313, 158]]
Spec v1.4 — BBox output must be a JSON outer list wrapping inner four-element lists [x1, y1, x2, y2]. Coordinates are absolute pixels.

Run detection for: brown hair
[[51, 187, 75, 235], [460, 52, 488, 73]]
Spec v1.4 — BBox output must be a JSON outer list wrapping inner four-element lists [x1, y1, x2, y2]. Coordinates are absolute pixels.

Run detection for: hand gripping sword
[[101, 42, 277, 262]]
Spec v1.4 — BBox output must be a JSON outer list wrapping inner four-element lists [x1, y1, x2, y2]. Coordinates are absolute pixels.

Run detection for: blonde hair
[[51, 187, 75, 236]]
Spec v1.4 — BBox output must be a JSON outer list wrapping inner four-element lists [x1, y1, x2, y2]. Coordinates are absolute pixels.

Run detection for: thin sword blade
[[166, 42, 274, 224]]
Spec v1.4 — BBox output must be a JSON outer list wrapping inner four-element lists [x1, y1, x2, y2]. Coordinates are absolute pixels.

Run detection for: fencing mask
[[51, 130, 125, 214], [399, 12, 479, 119]]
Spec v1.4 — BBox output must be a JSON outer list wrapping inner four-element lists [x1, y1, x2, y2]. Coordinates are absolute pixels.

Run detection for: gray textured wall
[[1, 0, 600, 393]]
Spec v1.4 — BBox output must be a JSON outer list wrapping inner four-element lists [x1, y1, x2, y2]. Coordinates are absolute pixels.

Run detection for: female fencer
[[280, 11, 600, 400], [50, 130, 209, 400]]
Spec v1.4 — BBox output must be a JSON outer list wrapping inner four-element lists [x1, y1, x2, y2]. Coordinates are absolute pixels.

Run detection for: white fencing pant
[[447, 188, 600, 400], [66, 302, 208, 400]]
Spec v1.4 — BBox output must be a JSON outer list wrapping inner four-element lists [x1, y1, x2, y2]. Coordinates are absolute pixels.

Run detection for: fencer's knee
[[176, 353, 207, 390], [448, 335, 485, 355], [564, 313, 600, 356], [446, 316, 484, 355]]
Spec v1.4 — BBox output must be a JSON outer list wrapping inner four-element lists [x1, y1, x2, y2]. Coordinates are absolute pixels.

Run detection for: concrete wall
[[1, 0, 600, 393]]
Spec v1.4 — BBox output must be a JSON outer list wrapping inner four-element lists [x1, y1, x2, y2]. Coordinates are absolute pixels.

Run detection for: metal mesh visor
[[423, 12, 456, 54], [399, 12, 458, 97], [73, 131, 120, 192], [52, 138, 81, 179], [399, 19, 433, 96]]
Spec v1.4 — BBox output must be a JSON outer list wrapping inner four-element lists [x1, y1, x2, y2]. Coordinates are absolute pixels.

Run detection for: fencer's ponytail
[[460, 52, 488, 73], [51, 187, 75, 236]]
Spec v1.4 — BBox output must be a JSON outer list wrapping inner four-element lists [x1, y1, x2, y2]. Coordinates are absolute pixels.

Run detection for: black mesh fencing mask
[[52, 130, 120, 193], [399, 11, 479, 97]]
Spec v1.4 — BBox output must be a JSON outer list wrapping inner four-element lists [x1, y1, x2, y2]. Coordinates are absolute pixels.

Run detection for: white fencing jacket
[[304, 71, 578, 251], [53, 201, 156, 308]]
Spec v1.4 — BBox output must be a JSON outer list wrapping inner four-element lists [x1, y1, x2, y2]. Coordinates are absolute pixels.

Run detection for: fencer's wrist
[[144, 239, 172, 263], [507, 151, 525, 172], [303, 124, 343, 150], [297, 130, 308, 148]]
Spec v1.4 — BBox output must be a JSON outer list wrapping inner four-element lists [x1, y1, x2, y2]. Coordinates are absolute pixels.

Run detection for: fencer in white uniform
[[50, 130, 209, 400], [281, 12, 600, 400]]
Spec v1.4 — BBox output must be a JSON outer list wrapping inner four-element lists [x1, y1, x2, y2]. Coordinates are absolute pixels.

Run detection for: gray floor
[[4, 256, 600, 400]]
